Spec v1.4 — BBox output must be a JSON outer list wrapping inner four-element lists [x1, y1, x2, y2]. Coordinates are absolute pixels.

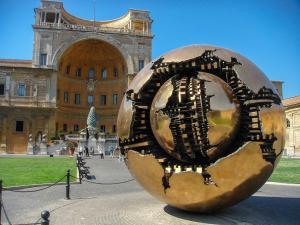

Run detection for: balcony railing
[[34, 22, 152, 37], [0, 95, 56, 108]]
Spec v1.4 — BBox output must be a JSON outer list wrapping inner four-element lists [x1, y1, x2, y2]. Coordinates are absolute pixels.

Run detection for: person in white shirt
[[78, 145, 83, 156], [98, 144, 104, 159]]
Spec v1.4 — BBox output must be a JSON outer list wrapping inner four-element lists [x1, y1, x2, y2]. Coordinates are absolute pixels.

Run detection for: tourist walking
[[98, 144, 104, 159], [78, 145, 83, 156], [99, 149, 104, 159], [85, 145, 89, 157]]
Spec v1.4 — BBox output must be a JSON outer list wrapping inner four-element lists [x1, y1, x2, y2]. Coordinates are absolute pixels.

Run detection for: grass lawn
[[269, 158, 300, 184], [0, 157, 77, 187]]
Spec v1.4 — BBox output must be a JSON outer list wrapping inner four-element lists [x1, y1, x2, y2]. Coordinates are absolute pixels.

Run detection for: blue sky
[[0, 0, 299, 98]]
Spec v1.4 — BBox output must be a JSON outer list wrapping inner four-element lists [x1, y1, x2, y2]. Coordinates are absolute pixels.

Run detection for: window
[[0, 83, 4, 95], [63, 124, 67, 132], [88, 95, 94, 105], [40, 54, 47, 66], [88, 68, 95, 79], [101, 68, 107, 79], [100, 125, 106, 133], [64, 92, 69, 103], [74, 124, 79, 132], [65, 64, 71, 75], [55, 13, 59, 23], [113, 67, 118, 78], [112, 125, 116, 133], [287, 119, 290, 128], [112, 94, 118, 105], [138, 59, 144, 71], [100, 95, 106, 105], [41, 12, 46, 23], [16, 121, 24, 132], [75, 93, 80, 105], [45, 12, 55, 23], [76, 68, 82, 77], [18, 83, 26, 96]]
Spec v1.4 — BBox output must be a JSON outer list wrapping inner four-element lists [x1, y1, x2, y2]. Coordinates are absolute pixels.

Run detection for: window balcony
[[0, 95, 55, 108]]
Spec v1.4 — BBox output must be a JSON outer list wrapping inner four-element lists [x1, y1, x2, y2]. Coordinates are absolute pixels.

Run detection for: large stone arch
[[51, 33, 134, 74]]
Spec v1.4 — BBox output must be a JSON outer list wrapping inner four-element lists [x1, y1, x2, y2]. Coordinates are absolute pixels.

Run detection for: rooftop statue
[[117, 45, 285, 212]]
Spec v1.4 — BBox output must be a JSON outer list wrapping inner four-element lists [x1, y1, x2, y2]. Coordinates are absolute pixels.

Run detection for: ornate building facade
[[283, 95, 300, 156], [0, 0, 152, 153]]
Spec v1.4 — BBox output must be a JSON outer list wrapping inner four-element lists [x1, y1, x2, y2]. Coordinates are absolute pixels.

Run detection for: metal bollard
[[79, 171, 82, 184], [66, 170, 70, 200], [41, 210, 50, 225], [0, 180, 2, 225]]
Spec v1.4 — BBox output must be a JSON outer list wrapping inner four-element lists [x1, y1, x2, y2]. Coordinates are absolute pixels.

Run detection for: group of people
[[78, 145, 104, 159]]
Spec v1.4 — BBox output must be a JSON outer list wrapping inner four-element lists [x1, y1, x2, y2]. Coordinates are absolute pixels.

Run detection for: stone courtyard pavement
[[2, 157, 300, 225]]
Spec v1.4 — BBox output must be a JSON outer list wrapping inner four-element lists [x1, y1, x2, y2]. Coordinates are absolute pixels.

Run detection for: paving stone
[[2, 157, 300, 225]]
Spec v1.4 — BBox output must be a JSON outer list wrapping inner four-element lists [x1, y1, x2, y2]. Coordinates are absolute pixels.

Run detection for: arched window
[[286, 119, 290, 128], [113, 67, 118, 78], [65, 64, 71, 74], [101, 68, 107, 79], [76, 67, 82, 77], [138, 59, 144, 71], [87, 95, 94, 105], [88, 68, 95, 79]]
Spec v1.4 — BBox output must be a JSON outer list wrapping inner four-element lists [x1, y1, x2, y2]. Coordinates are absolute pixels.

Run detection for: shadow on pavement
[[164, 196, 300, 225]]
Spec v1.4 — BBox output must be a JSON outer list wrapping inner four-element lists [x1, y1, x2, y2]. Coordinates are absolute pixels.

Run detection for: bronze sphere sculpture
[[117, 45, 285, 212]]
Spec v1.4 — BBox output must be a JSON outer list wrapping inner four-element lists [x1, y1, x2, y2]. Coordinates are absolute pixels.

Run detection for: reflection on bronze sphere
[[117, 45, 285, 212], [150, 72, 240, 162]]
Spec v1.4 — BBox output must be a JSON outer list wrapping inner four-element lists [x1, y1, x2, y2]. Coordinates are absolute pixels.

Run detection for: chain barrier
[[1, 200, 13, 225], [70, 175, 135, 185], [3, 175, 67, 193], [1, 158, 136, 224]]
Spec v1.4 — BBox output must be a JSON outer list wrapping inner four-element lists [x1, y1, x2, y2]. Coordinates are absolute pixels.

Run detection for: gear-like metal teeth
[[123, 48, 282, 169]]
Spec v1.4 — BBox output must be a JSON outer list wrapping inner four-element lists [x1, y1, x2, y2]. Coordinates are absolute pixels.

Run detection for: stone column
[[5, 76, 10, 101], [142, 20, 145, 34], [0, 116, 7, 154], [58, 13, 62, 27], [47, 113, 56, 137]]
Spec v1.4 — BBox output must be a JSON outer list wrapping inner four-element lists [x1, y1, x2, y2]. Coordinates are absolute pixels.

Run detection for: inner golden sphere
[[150, 72, 240, 162]]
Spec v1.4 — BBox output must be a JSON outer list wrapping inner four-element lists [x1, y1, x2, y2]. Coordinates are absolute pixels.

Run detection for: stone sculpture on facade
[[117, 45, 285, 212], [39, 133, 48, 155], [27, 133, 34, 155]]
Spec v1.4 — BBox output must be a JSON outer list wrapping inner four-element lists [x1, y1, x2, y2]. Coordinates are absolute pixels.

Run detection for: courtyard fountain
[[65, 106, 118, 156], [26, 106, 118, 155]]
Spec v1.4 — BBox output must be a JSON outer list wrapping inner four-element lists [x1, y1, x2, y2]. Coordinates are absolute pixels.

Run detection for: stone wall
[[285, 106, 300, 156]]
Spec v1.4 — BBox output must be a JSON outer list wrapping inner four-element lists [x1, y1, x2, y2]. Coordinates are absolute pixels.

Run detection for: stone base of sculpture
[[40, 143, 48, 155], [27, 143, 34, 155]]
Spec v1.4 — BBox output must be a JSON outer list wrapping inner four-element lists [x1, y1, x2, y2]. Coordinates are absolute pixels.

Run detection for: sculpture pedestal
[[97, 139, 105, 154], [0, 144, 7, 154], [40, 143, 48, 155], [27, 143, 34, 155]]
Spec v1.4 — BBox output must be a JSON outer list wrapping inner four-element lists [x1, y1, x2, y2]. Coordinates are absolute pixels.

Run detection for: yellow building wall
[[56, 39, 127, 135]]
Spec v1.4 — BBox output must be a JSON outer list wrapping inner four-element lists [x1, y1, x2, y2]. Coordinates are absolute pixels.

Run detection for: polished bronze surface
[[117, 45, 285, 212], [150, 72, 240, 162]]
